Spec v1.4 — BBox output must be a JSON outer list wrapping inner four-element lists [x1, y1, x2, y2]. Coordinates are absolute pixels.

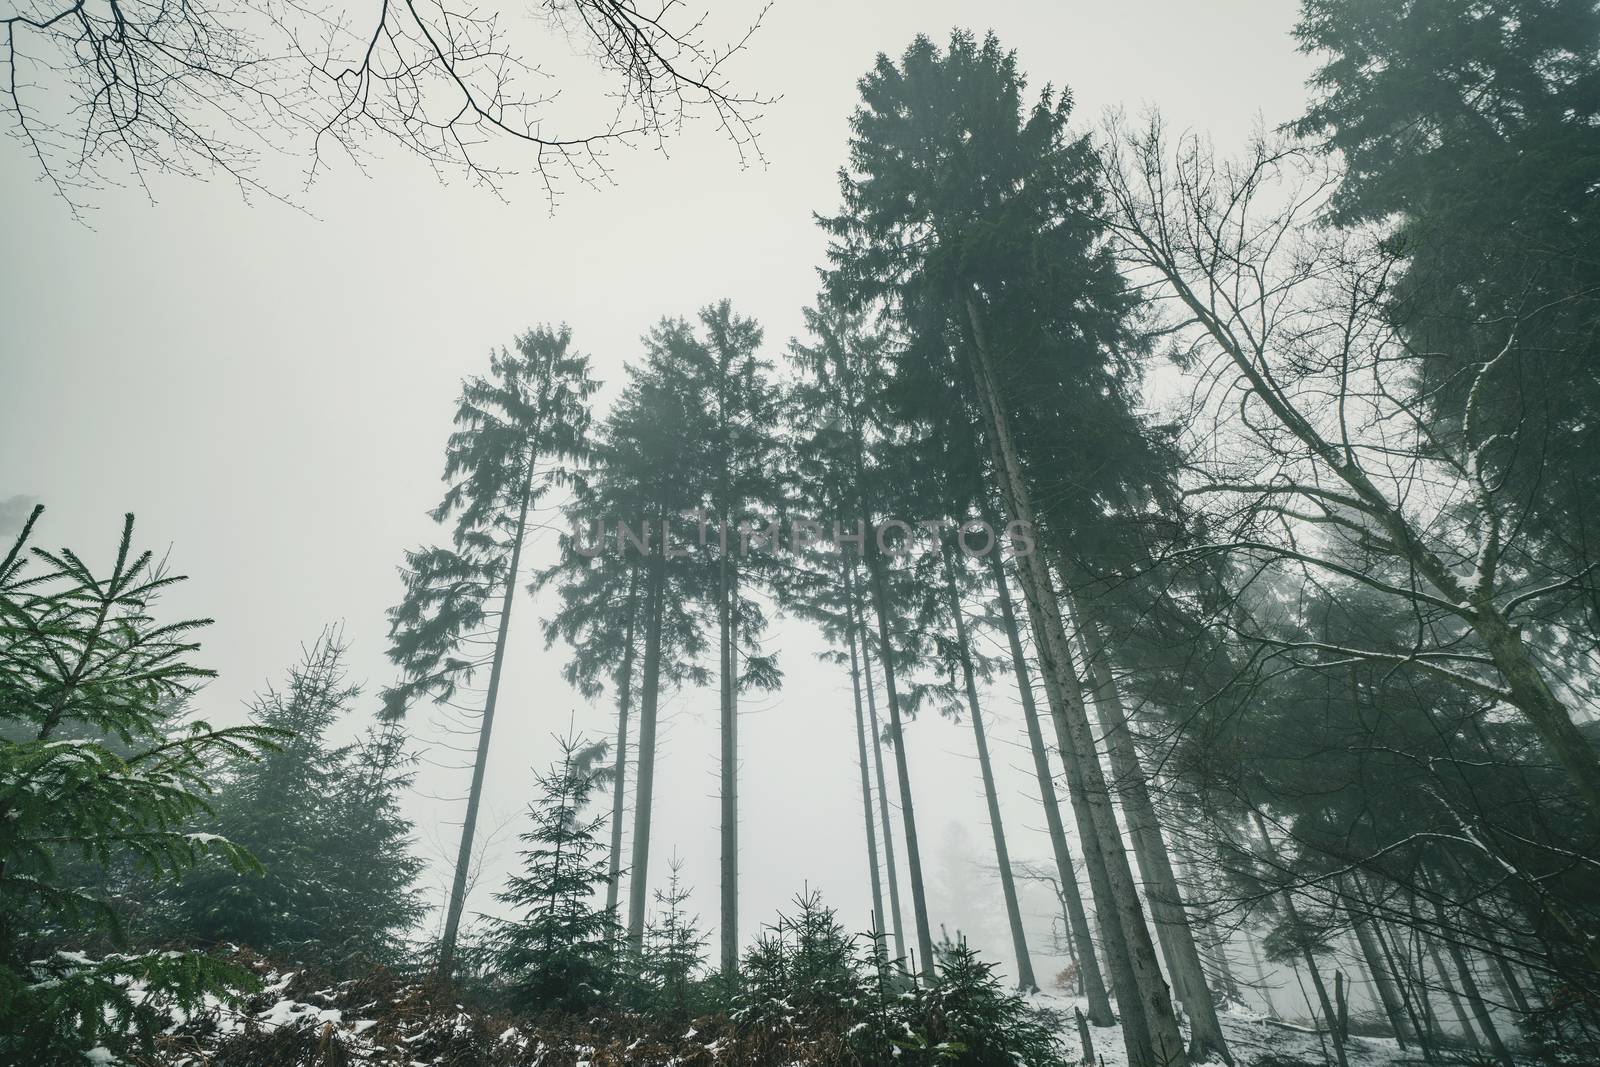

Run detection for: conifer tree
[[491, 734, 619, 1013], [555, 319, 717, 955], [640, 855, 707, 1017], [692, 300, 786, 979], [166, 628, 424, 968], [0, 508, 274, 1065], [546, 559, 642, 925], [787, 301, 939, 978], [384, 326, 598, 978], [821, 31, 1212, 1063]]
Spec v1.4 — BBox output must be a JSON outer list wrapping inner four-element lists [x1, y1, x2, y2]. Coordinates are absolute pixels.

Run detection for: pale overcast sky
[[1, 0, 1313, 983]]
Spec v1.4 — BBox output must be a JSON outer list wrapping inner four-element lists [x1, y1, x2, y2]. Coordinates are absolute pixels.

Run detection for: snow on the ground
[[1029, 991, 1419, 1067], [101, 957, 1463, 1066]]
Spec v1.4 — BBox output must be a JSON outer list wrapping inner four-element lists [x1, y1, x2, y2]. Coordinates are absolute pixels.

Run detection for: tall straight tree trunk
[[1251, 811, 1348, 1067], [1345, 878, 1412, 1048], [626, 543, 667, 954], [986, 545, 1113, 1021], [853, 495, 936, 979], [863, 548, 936, 979], [719, 547, 739, 977], [1360, 880, 1436, 1061], [1247, 927, 1280, 1018], [1070, 596, 1232, 1063], [1400, 923, 1447, 1051], [1437, 918, 1511, 1065], [941, 546, 1037, 990], [1172, 843, 1241, 1005], [604, 565, 641, 923], [843, 562, 889, 946], [963, 295, 1187, 1067], [1427, 938, 1481, 1048], [437, 467, 532, 979], [852, 568, 908, 966]]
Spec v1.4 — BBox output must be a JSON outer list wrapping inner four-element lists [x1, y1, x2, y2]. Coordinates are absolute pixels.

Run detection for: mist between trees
[[5, 3, 1600, 1067]]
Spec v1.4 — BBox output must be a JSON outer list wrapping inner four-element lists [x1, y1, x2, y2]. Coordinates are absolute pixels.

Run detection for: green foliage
[[1295, 0, 1600, 608], [636, 857, 708, 1018], [735, 889, 860, 1027], [730, 891, 1066, 1067], [0, 948, 255, 1066], [912, 937, 1066, 1066], [490, 735, 620, 1013], [161, 628, 425, 969], [0, 508, 273, 1063], [385, 325, 600, 720]]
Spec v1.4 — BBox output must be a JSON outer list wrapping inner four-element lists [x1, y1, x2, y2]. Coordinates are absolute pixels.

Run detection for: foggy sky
[[0, 0, 1312, 985]]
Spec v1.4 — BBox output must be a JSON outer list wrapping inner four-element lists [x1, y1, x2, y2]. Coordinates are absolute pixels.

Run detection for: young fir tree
[[537, 547, 644, 931], [639, 855, 707, 1017], [384, 326, 598, 978], [167, 628, 423, 968], [490, 735, 618, 1014], [0, 508, 274, 1065]]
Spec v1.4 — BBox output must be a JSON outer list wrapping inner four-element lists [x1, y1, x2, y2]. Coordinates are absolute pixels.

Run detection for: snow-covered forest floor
[[116, 952, 1507, 1067]]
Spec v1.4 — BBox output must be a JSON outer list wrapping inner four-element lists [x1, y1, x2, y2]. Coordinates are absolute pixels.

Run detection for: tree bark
[[604, 565, 641, 924], [1428, 893, 1512, 1065], [853, 567, 909, 967], [854, 505, 936, 978], [963, 294, 1187, 1067], [625, 543, 667, 954], [941, 545, 1037, 991], [843, 561, 889, 949], [987, 545, 1114, 1021], [1346, 880, 1412, 1048], [719, 548, 739, 978], [437, 466, 532, 980], [1071, 596, 1233, 1064], [1250, 811, 1347, 1067]]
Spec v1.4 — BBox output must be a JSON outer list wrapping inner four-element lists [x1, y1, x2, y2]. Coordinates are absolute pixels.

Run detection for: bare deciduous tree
[[1099, 117, 1600, 836], [3, 0, 768, 214]]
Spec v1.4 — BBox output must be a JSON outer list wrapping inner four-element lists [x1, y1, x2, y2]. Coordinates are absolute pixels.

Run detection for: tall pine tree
[[384, 325, 598, 978]]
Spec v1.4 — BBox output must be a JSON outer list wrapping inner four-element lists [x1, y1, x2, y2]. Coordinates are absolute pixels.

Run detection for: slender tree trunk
[[1247, 927, 1280, 1019], [856, 521, 936, 978], [1172, 843, 1241, 1004], [1251, 811, 1347, 1067], [1071, 596, 1232, 1064], [720, 548, 739, 978], [1346, 881, 1412, 1048], [843, 562, 889, 947], [853, 567, 909, 967], [1360, 881, 1436, 1061], [1491, 952, 1533, 1017], [1427, 938, 1481, 1049], [437, 468, 533, 980], [1427, 891, 1511, 1065], [604, 565, 641, 923], [987, 545, 1113, 1021], [963, 296, 1186, 1067], [942, 546, 1037, 990], [1401, 923, 1447, 1051], [626, 545, 667, 954]]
